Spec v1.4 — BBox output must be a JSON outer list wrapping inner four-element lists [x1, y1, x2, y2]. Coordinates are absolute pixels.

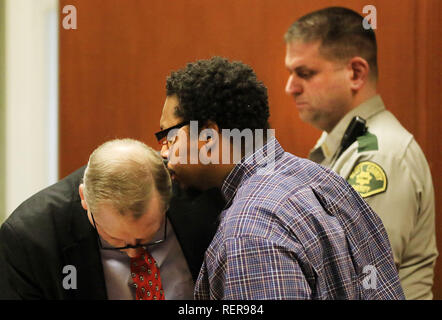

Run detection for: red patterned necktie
[[130, 248, 165, 300]]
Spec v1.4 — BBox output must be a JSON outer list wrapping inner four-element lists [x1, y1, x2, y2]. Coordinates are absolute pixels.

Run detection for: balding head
[[82, 138, 171, 219]]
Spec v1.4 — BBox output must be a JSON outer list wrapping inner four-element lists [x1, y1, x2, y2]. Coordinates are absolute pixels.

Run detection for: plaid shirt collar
[[221, 136, 285, 208]]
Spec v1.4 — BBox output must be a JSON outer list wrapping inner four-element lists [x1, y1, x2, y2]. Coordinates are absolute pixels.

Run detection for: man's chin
[[298, 109, 312, 122], [299, 111, 320, 127]]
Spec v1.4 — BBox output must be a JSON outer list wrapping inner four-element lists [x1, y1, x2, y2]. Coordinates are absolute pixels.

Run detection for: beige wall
[[2, 0, 58, 222], [0, 0, 5, 222]]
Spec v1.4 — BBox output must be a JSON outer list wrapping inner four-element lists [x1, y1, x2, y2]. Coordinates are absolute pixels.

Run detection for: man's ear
[[79, 184, 88, 211], [348, 57, 370, 91], [202, 121, 220, 133], [199, 121, 220, 148]]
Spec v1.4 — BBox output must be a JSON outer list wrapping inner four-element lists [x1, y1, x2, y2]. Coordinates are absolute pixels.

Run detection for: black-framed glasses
[[90, 211, 167, 250], [154, 121, 190, 146]]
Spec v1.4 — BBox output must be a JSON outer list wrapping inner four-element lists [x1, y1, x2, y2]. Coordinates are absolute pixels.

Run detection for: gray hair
[[82, 138, 171, 218]]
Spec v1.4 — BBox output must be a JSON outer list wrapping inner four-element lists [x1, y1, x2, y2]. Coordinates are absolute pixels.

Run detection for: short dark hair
[[285, 7, 378, 80], [166, 56, 270, 131]]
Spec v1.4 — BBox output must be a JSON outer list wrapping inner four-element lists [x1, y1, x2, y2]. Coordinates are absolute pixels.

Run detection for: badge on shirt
[[347, 161, 387, 198]]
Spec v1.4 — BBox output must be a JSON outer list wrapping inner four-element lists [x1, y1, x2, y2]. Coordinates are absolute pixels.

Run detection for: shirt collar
[[221, 136, 284, 207], [315, 95, 386, 162]]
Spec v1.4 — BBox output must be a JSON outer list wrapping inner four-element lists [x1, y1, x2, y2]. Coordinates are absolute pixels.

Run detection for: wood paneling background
[[59, 0, 442, 298]]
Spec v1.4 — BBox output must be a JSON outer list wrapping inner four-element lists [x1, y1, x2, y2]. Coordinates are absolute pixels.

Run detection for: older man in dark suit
[[0, 138, 224, 300]]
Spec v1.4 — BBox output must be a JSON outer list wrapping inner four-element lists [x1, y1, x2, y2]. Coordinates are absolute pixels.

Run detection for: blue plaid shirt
[[194, 138, 404, 299]]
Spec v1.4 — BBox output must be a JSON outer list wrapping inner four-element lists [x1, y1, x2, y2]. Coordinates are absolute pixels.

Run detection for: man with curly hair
[[157, 56, 404, 299]]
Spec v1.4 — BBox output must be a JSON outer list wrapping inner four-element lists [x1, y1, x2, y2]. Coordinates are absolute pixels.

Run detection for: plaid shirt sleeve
[[198, 235, 313, 300]]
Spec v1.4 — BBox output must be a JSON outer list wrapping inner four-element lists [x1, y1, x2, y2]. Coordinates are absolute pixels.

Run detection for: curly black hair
[[166, 57, 270, 131]]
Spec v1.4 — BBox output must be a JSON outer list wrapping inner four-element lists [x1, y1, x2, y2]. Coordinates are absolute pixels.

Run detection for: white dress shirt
[[100, 218, 194, 300]]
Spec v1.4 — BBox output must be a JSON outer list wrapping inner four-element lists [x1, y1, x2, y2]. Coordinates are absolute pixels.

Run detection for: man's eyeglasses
[[154, 121, 189, 146], [90, 211, 167, 250]]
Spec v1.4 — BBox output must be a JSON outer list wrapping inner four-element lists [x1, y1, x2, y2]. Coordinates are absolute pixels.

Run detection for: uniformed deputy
[[284, 7, 437, 299]]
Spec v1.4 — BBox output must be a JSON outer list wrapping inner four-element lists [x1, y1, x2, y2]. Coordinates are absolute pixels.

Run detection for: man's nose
[[285, 74, 302, 96], [160, 144, 169, 160], [124, 247, 143, 258]]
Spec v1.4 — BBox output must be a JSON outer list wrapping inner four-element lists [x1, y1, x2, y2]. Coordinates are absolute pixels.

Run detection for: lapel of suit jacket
[[167, 185, 226, 281], [54, 168, 108, 300]]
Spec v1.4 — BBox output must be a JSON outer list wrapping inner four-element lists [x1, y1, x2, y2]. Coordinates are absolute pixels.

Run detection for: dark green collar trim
[[357, 131, 378, 153]]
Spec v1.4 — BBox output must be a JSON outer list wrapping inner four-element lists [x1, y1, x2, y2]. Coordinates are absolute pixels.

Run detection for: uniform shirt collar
[[312, 94, 386, 163]]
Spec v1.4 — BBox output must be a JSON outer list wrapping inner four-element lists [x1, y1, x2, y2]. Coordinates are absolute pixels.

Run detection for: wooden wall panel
[[416, 0, 442, 300], [59, 0, 441, 298]]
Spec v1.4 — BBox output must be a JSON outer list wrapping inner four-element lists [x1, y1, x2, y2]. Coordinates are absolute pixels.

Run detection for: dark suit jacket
[[0, 166, 225, 299]]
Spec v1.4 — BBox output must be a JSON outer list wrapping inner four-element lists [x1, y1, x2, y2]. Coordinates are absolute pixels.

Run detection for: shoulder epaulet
[[357, 131, 378, 153]]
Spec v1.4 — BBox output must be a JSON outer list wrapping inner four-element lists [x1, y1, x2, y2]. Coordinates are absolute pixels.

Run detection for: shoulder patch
[[357, 132, 378, 153], [347, 161, 387, 198]]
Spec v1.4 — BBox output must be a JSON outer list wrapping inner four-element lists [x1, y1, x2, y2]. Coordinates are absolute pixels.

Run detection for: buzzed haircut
[[285, 7, 378, 80]]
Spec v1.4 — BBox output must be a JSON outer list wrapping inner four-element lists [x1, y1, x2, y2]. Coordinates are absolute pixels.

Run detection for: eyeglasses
[[90, 211, 167, 250], [154, 121, 189, 147]]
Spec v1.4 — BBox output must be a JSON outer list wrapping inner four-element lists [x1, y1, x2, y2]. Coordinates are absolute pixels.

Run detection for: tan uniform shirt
[[309, 95, 438, 299]]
